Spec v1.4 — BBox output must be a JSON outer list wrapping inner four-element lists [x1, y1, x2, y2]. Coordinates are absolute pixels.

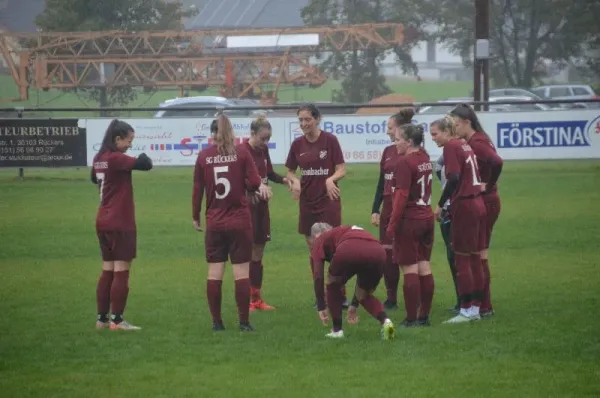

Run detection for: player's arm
[[192, 158, 205, 223], [113, 152, 152, 171], [435, 155, 444, 181], [328, 136, 346, 183], [90, 168, 97, 184], [386, 160, 410, 237], [371, 172, 385, 214], [312, 257, 327, 311], [472, 140, 504, 191], [133, 153, 153, 171], [244, 150, 262, 192], [265, 151, 286, 184], [437, 146, 460, 207]]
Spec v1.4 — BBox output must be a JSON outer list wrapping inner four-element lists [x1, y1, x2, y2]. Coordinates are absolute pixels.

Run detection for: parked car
[[530, 84, 599, 108], [488, 88, 542, 100], [488, 96, 551, 111], [153, 96, 266, 118]]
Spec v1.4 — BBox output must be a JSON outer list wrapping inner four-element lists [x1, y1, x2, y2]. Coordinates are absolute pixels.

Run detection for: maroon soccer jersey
[[192, 145, 261, 230], [468, 131, 503, 194], [311, 225, 378, 274], [285, 132, 345, 211], [443, 139, 483, 201], [380, 145, 400, 198], [92, 151, 137, 231], [392, 148, 434, 220]]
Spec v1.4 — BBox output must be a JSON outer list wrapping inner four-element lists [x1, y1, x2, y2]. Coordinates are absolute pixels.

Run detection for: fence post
[[17, 108, 24, 180]]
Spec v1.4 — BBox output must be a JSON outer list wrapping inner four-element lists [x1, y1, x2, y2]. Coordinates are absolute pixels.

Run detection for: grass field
[[1, 161, 600, 397], [0, 75, 472, 117]]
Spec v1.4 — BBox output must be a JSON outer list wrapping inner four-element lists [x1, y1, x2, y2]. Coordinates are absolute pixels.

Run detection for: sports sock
[[418, 274, 434, 319], [470, 253, 484, 307], [234, 278, 251, 324], [206, 279, 223, 323], [384, 249, 400, 302], [360, 295, 387, 324], [110, 270, 129, 323], [326, 283, 344, 331], [402, 273, 420, 321], [96, 270, 113, 322], [455, 254, 473, 309]]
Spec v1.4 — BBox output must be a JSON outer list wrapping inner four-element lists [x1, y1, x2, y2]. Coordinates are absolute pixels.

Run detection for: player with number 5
[[192, 114, 264, 332], [91, 119, 153, 331], [385, 124, 435, 327], [431, 116, 486, 324]]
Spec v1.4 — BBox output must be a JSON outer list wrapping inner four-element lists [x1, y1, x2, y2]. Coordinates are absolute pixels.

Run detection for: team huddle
[[90, 102, 503, 339]]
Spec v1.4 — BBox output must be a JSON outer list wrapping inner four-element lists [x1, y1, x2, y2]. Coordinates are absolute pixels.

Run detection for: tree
[[301, 0, 430, 104], [35, 0, 197, 111], [432, 0, 600, 88]]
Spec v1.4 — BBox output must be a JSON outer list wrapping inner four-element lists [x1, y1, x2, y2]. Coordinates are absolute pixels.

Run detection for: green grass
[[0, 74, 472, 117], [1, 161, 599, 397]]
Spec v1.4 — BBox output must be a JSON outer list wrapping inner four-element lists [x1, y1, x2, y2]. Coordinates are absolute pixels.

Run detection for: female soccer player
[[385, 124, 435, 327], [449, 104, 503, 317], [192, 114, 266, 332], [91, 119, 153, 331], [371, 108, 415, 310], [285, 103, 347, 305], [431, 116, 486, 324], [242, 115, 290, 311]]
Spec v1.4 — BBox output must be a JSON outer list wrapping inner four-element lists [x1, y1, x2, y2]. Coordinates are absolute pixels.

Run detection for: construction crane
[[0, 23, 408, 103]]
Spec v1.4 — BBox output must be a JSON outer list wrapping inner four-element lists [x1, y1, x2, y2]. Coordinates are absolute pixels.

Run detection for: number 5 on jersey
[[214, 166, 231, 199]]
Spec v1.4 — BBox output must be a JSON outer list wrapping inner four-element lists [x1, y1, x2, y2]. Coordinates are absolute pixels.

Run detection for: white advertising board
[[81, 108, 600, 166]]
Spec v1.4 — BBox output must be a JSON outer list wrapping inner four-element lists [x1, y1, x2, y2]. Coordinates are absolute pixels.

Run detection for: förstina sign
[[0, 119, 87, 167]]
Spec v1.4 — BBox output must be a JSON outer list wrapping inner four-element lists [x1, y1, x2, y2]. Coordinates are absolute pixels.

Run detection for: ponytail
[[215, 113, 236, 156]]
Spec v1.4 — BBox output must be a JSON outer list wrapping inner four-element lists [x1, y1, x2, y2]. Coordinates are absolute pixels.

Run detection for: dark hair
[[297, 103, 321, 120], [250, 114, 271, 135], [210, 119, 218, 135], [431, 115, 457, 136], [99, 119, 134, 153], [398, 123, 424, 147], [391, 107, 415, 126], [213, 113, 236, 155], [449, 103, 486, 135]]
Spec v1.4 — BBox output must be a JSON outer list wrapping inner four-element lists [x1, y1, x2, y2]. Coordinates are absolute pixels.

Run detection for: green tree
[[301, 0, 428, 104], [432, 0, 600, 88], [35, 0, 197, 111]]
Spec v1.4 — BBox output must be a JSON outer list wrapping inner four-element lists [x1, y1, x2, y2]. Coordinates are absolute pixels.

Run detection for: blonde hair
[[311, 222, 332, 237], [214, 113, 236, 155], [431, 115, 458, 137], [250, 114, 272, 135]]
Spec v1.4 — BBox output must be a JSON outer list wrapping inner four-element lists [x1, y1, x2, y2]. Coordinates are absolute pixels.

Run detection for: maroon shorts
[[450, 196, 486, 253], [392, 216, 434, 266], [97, 230, 136, 262], [298, 198, 342, 236], [329, 239, 385, 292], [205, 227, 253, 264], [251, 202, 271, 245], [379, 197, 393, 245], [482, 192, 501, 248]]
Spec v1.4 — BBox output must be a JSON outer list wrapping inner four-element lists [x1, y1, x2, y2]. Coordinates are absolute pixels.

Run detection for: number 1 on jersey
[[416, 174, 433, 206], [96, 172, 105, 203], [466, 155, 482, 186], [214, 166, 231, 199]]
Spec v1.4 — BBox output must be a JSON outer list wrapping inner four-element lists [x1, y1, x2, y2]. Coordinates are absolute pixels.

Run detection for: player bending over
[[241, 115, 291, 311], [310, 223, 395, 340], [192, 114, 268, 332], [386, 124, 435, 327], [431, 116, 486, 324], [92, 119, 153, 331], [450, 104, 503, 318], [285, 104, 349, 308], [371, 108, 415, 310]]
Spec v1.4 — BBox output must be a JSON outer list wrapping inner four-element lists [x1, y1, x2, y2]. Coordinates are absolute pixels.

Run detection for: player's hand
[[192, 219, 203, 232], [291, 180, 301, 200], [258, 184, 273, 201], [480, 183, 487, 193], [371, 213, 380, 227], [318, 310, 329, 326], [385, 226, 394, 240], [325, 177, 340, 200], [283, 177, 293, 191], [347, 306, 359, 324], [434, 206, 443, 222]]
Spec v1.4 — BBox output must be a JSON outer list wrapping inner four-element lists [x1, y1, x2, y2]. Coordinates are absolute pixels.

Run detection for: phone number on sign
[[0, 146, 56, 155], [343, 150, 382, 161]]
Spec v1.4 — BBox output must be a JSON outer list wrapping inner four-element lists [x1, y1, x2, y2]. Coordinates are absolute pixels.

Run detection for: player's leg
[[96, 231, 114, 329], [469, 199, 487, 317], [108, 231, 139, 331], [231, 228, 254, 331], [249, 243, 274, 311], [481, 195, 501, 317], [380, 207, 399, 310], [444, 201, 479, 324], [324, 199, 348, 307], [417, 218, 435, 326], [395, 220, 421, 327], [205, 230, 228, 331], [440, 210, 459, 312], [325, 272, 346, 338]]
